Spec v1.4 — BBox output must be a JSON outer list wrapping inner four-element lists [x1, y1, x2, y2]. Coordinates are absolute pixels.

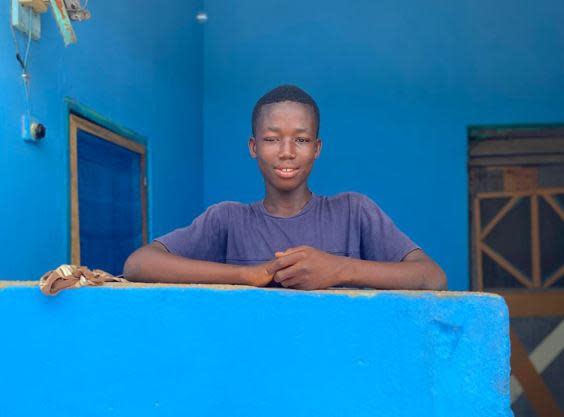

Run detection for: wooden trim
[[543, 265, 564, 288], [69, 116, 80, 265], [510, 329, 562, 417], [469, 125, 564, 140], [68, 113, 148, 263], [530, 195, 541, 287], [473, 188, 564, 290], [468, 154, 564, 166], [69, 114, 145, 155], [477, 188, 564, 200], [140, 155, 148, 245], [537, 188, 564, 196], [480, 196, 521, 239], [492, 291, 564, 317], [473, 197, 484, 290], [480, 243, 532, 288], [469, 137, 564, 157], [541, 194, 564, 221]]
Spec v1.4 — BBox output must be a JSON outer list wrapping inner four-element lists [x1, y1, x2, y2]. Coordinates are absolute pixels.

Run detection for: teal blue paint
[[48, 0, 77, 46], [0, 284, 512, 416], [0, 1, 204, 280], [202, 0, 564, 290], [66, 98, 148, 146]]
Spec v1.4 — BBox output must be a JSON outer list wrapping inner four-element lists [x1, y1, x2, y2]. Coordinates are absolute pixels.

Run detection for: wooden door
[[469, 125, 564, 417]]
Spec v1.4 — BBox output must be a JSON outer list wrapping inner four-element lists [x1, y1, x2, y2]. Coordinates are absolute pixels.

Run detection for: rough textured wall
[[202, 0, 564, 290], [0, 1, 204, 280], [1, 282, 512, 416]]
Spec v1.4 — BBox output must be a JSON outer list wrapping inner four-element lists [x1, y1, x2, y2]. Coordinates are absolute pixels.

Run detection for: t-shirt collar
[[256, 192, 318, 219]]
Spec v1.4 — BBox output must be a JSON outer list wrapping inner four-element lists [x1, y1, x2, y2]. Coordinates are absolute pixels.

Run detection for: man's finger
[[275, 246, 309, 258], [280, 276, 302, 288], [273, 264, 302, 283], [266, 252, 303, 274]]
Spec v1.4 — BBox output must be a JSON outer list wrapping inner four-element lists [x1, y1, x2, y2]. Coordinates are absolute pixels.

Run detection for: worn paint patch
[[49, 0, 76, 46], [0, 280, 502, 300]]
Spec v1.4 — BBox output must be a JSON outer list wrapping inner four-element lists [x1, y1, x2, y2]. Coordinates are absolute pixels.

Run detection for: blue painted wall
[[202, 0, 564, 290], [0, 283, 512, 416], [2, 1, 563, 288], [0, 1, 204, 280]]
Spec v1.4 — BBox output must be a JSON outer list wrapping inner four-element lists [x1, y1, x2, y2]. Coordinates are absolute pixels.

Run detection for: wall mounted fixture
[[12, 0, 91, 45]]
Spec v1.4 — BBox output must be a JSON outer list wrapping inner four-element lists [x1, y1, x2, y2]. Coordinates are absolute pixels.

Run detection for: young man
[[124, 85, 446, 290]]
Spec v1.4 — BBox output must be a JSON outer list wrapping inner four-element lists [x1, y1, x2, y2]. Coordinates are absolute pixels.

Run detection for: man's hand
[[266, 246, 348, 290], [239, 262, 276, 287]]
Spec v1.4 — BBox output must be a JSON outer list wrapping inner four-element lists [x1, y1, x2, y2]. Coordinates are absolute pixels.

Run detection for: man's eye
[[264, 137, 279, 142], [295, 137, 310, 143]]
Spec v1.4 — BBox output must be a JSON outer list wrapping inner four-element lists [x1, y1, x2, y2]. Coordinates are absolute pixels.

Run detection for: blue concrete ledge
[[0, 282, 512, 417]]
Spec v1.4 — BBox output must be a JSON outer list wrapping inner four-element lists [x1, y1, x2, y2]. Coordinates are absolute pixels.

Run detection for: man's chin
[[268, 178, 303, 193]]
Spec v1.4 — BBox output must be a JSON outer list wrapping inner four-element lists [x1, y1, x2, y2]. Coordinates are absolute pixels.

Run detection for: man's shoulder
[[322, 191, 374, 207], [204, 200, 253, 221], [206, 200, 249, 213]]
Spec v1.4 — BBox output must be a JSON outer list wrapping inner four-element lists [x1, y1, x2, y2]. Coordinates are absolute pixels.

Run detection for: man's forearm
[[123, 245, 248, 285], [336, 257, 447, 290]]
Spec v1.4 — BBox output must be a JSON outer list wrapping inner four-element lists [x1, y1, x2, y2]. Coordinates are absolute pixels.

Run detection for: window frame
[[68, 113, 148, 265]]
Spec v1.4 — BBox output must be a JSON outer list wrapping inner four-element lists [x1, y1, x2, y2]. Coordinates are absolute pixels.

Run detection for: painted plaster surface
[[0, 0, 204, 281], [0, 283, 512, 416], [203, 0, 564, 291]]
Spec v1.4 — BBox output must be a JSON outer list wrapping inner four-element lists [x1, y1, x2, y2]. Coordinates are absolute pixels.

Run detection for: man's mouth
[[274, 167, 299, 179]]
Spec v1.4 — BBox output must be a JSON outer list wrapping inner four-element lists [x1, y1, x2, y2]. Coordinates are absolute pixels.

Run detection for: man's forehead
[[260, 101, 315, 118], [258, 101, 316, 126]]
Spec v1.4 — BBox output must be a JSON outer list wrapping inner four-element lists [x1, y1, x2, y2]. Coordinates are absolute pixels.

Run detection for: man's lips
[[274, 167, 299, 179]]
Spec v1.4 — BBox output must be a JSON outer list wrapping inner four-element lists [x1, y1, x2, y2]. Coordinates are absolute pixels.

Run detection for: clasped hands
[[242, 246, 349, 290]]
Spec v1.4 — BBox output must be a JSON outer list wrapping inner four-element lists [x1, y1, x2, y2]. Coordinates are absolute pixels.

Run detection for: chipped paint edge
[[0, 280, 503, 299], [49, 0, 77, 46]]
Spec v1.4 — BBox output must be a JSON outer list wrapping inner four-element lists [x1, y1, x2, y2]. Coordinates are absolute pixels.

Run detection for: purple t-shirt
[[155, 192, 419, 265]]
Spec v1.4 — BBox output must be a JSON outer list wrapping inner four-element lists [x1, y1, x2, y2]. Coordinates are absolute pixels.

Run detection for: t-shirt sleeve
[[356, 194, 420, 262], [153, 203, 228, 262]]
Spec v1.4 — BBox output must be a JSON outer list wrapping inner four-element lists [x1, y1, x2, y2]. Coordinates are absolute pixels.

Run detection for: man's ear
[[314, 138, 323, 159], [248, 137, 257, 158]]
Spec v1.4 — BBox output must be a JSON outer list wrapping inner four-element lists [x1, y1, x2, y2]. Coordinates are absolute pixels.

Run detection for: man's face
[[249, 101, 322, 193]]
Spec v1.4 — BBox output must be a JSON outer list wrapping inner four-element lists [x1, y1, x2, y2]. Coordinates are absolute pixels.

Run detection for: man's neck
[[262, 187, 313, 218]]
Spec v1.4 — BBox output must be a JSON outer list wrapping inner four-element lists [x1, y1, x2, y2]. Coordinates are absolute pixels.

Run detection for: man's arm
[[123, 241, 274, 287], [268, 247, 447, 291], [338, 249, 447, 290]]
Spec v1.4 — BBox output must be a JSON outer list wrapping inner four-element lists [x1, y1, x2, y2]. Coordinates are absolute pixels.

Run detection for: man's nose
[[278, 139, 296, 159]]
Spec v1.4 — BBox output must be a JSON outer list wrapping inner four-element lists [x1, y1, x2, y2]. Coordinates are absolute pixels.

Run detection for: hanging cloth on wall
[[39, 264, 128, 296]]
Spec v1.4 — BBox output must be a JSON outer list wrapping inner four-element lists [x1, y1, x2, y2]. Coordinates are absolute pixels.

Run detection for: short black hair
[[252, 85, 320, 137]]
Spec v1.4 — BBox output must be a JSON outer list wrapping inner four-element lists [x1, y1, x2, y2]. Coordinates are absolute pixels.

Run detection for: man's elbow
[[422, 263, 447, 291], [123, 251, 141, 281], [431, 266, 447, 290], [123, 242, 168, 281]]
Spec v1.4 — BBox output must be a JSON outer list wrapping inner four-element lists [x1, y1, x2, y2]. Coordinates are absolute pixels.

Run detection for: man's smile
[[274, 167, 300, 179]]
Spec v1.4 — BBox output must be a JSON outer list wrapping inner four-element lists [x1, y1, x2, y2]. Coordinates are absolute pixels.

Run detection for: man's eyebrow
[[264, 126, 281, 132], [264, 126, 310, 133]]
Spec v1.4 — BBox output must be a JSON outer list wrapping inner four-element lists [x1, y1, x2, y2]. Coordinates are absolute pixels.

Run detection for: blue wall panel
[[2, 0, 563, 289], [202, 0, 564, 290], [0, 283, 512, 416], [0, 1, 203, 280]]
